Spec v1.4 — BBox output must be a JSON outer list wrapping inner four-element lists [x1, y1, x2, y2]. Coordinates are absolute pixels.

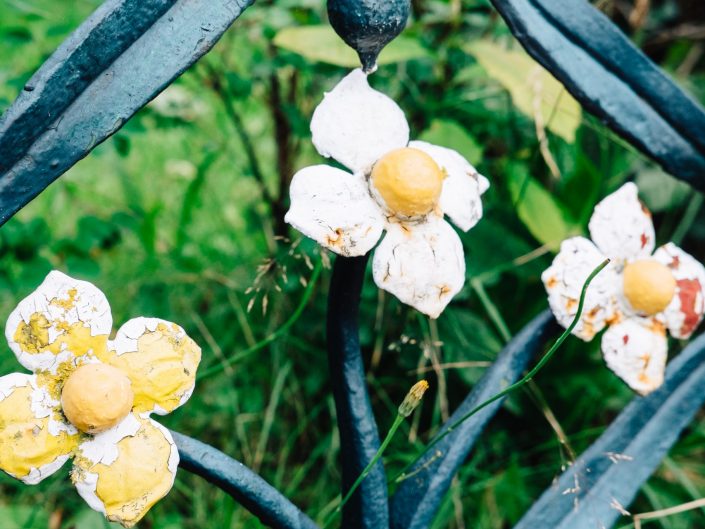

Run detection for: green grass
[[2, 0, 705, 528]]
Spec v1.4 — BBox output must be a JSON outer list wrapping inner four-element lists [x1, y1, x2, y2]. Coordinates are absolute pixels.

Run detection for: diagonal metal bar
[[327, 255, 389, 529], [172, 431, 320, 529], [390, 310, 558, 529], [489, 0, 705, 189], [0, 0, 254, 226], [513, 332, 705, 529]]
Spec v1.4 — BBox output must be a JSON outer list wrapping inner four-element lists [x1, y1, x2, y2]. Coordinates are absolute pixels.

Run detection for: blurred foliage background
[[1, 0, 705, 528]]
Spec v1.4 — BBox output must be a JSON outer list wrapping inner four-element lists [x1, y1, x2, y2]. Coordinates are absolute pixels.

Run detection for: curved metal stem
[[390, 310, 559, 529], [172, 431, 319, 529], [327, 255, 389, 529]]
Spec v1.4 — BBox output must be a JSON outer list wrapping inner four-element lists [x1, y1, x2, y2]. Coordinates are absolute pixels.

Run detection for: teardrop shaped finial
[[327, 0, 411, 73]]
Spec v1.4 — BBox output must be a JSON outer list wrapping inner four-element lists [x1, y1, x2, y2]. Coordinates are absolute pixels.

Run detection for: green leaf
[[417, 119, 483, 166], [273, 25, 430, 68], [507, 165, 577, 250], [465, 40, 582, 143], [635, 167, 691, 212], [0, 505, 49, 529]]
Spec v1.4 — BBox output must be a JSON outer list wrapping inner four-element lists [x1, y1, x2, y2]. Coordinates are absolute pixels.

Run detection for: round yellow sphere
[[371, 148, 444, 217], [622, 259, 676, 315], [61, 364, 134, 434]]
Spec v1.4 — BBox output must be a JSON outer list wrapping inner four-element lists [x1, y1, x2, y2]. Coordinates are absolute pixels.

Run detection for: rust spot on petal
[[325, 228, 345, 248], [566, 298, 577, 311], [669, 256, 681, 270], [640, 233, 649, 249], [639, 201, 652, 217], [677, 278, 703, 337], [545, 276, 558, 289], [622, 334, 629, 345], [649, 319, 667, 336], [437, 285, 452, 299]]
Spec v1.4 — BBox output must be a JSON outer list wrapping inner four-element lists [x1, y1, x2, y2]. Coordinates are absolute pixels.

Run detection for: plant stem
[[197, 260, 322, 380], [394, 258, 610, 483], [323, 414, 405, 529]]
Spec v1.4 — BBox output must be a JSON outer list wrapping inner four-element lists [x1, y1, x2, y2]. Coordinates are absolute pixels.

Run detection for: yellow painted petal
[[99, 318, 201, 415], [5, 271, 112, 374], [72, 414, 178, 528], [0, 373, 79, 484]]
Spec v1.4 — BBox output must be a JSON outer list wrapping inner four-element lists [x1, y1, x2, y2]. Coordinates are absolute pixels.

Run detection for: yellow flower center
[[61, 364, 134, 434], [370, 147, 444, 217], [622, 259, 676, 315]]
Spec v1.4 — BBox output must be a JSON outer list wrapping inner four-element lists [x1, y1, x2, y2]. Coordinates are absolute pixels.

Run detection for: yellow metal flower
[[0, 271, 201, 527]]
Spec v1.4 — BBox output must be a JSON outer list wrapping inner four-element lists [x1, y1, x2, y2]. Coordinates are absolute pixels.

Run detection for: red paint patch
[[677, 278, 703, 337], [670, 255, 681, 270], [640, 233, 649, 249], [623, 334, 629, 345]]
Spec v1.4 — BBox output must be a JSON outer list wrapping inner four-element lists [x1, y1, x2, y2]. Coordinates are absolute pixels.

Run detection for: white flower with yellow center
[[542, 183, 705, 395], [0, 271, 201, 527], [285, 69, 489, 318]]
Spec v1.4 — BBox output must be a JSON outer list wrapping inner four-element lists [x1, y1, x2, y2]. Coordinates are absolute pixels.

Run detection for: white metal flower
[[542, 183, 705, 395], [285, 69, 489, 318], [0, 271, 201, 527]]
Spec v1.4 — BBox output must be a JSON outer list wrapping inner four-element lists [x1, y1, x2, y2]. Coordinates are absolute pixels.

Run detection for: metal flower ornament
[[0, 271, 201, 527], [543, 183, 705, 395], [285, 69, 489, 318]]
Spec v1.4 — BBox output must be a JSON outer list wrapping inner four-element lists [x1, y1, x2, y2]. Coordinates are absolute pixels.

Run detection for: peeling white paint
[[409, 140, 488, 232], [588, 182, 655, 264], [654, 242, 705, 339], [311, 69, 409, 174], [78, 413, 142, 466], [602, 319, 668, 395], [285, 165, 385, 257], [372, 217, 465, 319], [6, 270, 112, 373], [542, 237, 620, 341]]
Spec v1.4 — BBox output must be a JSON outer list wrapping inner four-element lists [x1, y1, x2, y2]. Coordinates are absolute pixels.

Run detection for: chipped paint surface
[[542, 237, 620, 341], [73, 414, 178, 528], [285, 165, 385, 257], [0, 374, 78, 484], [6, 270, 111, 373], [409, 140, 488, 232], [602, 319, 667, 395], [0, 271, 201, 527], [311, 69, 409, 174], [654, 242, 705, 339], [370, 147, 444, 217], [588, 182, 655, 263], [100, 318, 201, 415], [544, 184, 705, 394], [286, 69, 491, 318], [372, 217, 465, 318]]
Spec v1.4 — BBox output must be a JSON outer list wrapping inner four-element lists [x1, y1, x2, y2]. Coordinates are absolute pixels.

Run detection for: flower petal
[[72, 413, 178, 528], [285, 165, 385, 257], [5, 270, 111, 373], [653, 243, 705, 339], [98, 318, 201, 416], [311, 69, 409, 173], [588, 182, 655, 263], [408, 141, 488, 231], [601, 318, 668, 395], [0, 373, 78, 484], [372, 217, 465, 318], [542, 237, 620, 341]]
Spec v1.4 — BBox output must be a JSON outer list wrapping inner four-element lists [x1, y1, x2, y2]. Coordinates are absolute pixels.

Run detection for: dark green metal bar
[[513, 332, 705, 529], [0, 0, 254, 225], [490, 0, 705, 189]]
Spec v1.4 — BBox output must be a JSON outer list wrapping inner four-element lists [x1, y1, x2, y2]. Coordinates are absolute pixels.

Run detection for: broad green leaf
[[417, 119, 483, 166], [273, 25, 430, 68], [465, 40, 581, 143], [507, 165, 577, 250]]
